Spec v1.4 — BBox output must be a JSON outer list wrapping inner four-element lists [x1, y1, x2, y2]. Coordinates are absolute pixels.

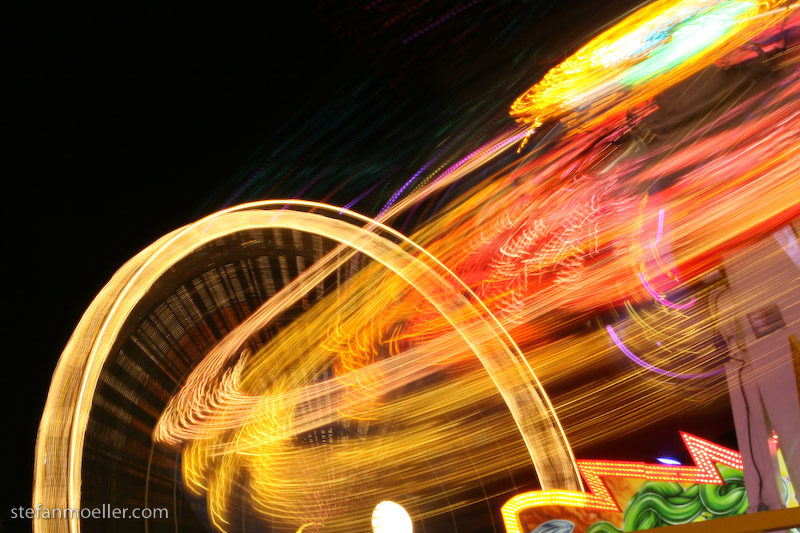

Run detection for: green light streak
[[623, 0, 756, 84]]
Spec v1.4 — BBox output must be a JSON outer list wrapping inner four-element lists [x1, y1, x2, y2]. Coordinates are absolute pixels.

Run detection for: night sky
[[4, 1, 716, 529]]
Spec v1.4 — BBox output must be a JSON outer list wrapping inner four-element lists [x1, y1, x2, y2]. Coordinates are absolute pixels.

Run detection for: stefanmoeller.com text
[[11, 504, 168, 520]]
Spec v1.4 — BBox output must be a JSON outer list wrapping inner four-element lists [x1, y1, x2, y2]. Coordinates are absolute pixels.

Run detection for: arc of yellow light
[[34, 200, 581, 533]]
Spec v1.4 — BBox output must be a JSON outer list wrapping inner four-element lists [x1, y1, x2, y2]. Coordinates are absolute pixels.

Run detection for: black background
[[6, 6, 354, 527]]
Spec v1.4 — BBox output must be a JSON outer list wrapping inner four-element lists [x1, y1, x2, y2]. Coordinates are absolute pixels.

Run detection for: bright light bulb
[[372, 501, 413, 533]]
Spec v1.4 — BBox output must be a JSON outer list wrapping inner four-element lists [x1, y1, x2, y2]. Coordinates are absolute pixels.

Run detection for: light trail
[[606, 324, 724, 378], [33, 2, 800, 532], [510, 0, 788, 130], [36, 201, 581, 533]]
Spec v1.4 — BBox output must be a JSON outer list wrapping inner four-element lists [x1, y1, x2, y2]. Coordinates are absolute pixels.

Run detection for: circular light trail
[[35, 200, 581, 533]]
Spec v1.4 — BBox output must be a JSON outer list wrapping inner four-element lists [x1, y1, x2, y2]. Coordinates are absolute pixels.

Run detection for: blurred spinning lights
[[33, 0, 800, 532], [510, 0, 785, 129]]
